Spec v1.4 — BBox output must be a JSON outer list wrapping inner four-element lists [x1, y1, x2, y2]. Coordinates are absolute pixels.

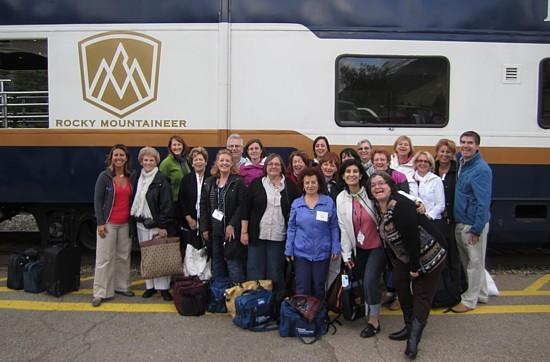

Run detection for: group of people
[[92, 131, 492, 359]]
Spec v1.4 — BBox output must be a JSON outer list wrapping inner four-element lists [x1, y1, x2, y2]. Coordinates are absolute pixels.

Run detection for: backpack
[[207, 277, 232, 313], [340, 268, 365, 321]]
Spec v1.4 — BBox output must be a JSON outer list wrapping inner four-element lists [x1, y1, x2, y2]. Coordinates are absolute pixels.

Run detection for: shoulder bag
[[140, 234, 182, 279]]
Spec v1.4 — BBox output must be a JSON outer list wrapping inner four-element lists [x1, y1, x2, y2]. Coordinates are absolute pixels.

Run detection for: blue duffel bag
[[207, 277, 232, 313], [233, 287, 276, 331], [279, 297, 330, 344]]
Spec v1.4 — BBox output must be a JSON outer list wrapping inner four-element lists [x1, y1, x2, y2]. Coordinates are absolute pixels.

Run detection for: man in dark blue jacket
[[451, 131, 492, 313]]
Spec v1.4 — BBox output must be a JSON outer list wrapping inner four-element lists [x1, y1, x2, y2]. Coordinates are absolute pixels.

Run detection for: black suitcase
[[7, 249, 39, 290], [42, 243, 81, 297]]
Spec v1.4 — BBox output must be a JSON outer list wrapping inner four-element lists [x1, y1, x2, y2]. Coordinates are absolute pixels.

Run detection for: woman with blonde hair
[[200, 149, 247, 283]]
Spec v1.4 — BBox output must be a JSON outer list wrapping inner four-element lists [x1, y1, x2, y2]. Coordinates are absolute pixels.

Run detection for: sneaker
[[91, 297, 102, 307], [360, 323, 381, 338]]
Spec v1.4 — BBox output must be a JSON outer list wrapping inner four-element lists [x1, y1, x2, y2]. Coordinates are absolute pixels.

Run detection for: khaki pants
[[93, 222, 132, 298], [455, 222, 489, 308]]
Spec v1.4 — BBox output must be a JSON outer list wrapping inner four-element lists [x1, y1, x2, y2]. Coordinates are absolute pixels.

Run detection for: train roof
[[1, 0, 550, 43]]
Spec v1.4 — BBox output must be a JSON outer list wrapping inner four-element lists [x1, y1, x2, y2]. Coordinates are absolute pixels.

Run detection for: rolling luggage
[[173, 275, 208, 316], [42, 243, 81, 297], [24, 260, 45, 293], [7, 249, 39, 290]]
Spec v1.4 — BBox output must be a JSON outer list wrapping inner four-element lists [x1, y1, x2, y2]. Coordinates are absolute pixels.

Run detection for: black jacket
[[132, 171, 176, 236], [242, 176, 301, 244], [178, 170, 208, 230], [434, 160, 457, 222], [199, 174, 246, 235]]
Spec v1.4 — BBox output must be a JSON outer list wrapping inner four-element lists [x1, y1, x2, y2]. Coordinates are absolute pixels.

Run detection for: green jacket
[[159, 154, 191, 202]]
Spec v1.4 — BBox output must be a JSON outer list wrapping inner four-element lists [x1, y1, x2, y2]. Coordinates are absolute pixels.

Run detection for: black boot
[[389, 309, 412, 341], [405, 317, 426, 359]]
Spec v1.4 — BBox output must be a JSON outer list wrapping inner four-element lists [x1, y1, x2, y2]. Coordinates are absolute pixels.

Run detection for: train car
[[1, 0, 549, 249]]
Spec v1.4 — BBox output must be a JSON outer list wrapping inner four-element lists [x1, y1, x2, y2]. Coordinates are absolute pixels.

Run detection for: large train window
[[0, 39, 48, 128], [336, 56, 449, 127], [538, 58, 550, 129]]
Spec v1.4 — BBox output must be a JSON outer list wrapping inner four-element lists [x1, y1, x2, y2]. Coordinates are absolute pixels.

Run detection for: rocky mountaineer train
[[0, 0, 549, 249]]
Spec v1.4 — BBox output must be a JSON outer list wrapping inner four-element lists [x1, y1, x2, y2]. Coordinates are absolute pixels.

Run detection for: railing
[[0, 79, 49, 128]]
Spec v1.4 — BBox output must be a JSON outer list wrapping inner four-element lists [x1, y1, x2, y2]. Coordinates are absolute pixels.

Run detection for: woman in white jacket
[[337, 159, 386, 338], [411, 151, 445, 220]]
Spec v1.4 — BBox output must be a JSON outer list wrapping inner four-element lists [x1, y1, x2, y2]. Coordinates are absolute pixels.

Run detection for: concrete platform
[[0, 271, 549, 361]]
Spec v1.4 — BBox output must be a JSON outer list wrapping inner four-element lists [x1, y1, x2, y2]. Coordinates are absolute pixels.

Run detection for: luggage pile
[[7, 244, 81, 297]]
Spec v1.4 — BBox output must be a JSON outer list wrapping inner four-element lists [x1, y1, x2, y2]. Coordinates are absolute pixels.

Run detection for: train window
[[538, 58, 550, 129], [0, 39, 48, 128], [336, 56, 449, 127]]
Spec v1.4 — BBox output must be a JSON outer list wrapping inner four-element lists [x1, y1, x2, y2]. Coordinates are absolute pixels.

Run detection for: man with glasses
[[451, 131, 492, 313], [226, 134, 246, 168]]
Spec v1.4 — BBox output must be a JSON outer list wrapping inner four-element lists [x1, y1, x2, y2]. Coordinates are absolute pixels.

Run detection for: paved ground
[[0, 270, 549, 361]]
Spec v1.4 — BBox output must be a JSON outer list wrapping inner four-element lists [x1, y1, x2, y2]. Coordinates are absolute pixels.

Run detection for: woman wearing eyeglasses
[[357, 139, 375, 175], [367, 171, 446, 360], [241, 153, 300, 302]]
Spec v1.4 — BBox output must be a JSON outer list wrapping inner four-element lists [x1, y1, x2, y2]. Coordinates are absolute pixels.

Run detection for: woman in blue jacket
[[285, 167, 340, 299]]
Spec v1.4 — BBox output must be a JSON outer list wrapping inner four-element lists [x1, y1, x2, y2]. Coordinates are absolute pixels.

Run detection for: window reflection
[[336, 56, 449, 127]]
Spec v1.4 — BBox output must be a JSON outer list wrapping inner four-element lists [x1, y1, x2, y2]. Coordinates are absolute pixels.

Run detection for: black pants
[[394, 259, 444, 323]]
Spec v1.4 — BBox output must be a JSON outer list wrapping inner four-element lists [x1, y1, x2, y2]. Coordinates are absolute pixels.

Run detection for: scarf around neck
[[131, 167, 158, 218]]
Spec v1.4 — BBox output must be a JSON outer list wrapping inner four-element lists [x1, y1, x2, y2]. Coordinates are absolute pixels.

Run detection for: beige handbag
[[140, 234, 182, 279], [225, 280, 273, 317]]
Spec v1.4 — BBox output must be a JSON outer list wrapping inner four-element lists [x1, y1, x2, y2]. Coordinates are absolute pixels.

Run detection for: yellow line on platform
[[0, 299, 178, 313], [0, 299, 548, 314], [524, 274, 550, 292]]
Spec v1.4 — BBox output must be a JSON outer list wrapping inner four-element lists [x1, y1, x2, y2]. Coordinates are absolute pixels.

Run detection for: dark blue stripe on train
[[0, 145, 295, 203], [1, 0, 550, 43]]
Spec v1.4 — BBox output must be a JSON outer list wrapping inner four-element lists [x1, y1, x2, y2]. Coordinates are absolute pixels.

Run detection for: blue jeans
[[294, 257, 330, 299], [247, 239, 286, 301], [355, 246, 386, 318], [211, 235, 245, 284]]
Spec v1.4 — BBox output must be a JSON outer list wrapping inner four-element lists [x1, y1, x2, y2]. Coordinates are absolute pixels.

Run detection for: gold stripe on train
[[0, 129, 549, 165]]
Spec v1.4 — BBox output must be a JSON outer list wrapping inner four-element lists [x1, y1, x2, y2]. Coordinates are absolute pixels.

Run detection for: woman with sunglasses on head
[[241, 153, 301, 302], [367, 171, 446, 360], [337, 159, 386, 338]]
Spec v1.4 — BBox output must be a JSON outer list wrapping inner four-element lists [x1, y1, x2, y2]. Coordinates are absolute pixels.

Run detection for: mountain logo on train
[[77, 31, 162, 118]]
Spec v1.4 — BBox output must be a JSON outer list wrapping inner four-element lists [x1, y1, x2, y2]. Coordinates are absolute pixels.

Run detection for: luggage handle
[[289, 318, 321, 345]]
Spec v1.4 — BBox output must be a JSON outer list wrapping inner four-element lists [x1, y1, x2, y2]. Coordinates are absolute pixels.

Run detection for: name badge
[[316, 211, 328, 222], [212, 209, 224, 221], [357, 231, 365, 245]]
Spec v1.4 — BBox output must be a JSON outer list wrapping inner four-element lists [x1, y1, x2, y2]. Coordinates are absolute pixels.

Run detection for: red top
[[108, 180, 131, 224], [352, 197, 381, 250]]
